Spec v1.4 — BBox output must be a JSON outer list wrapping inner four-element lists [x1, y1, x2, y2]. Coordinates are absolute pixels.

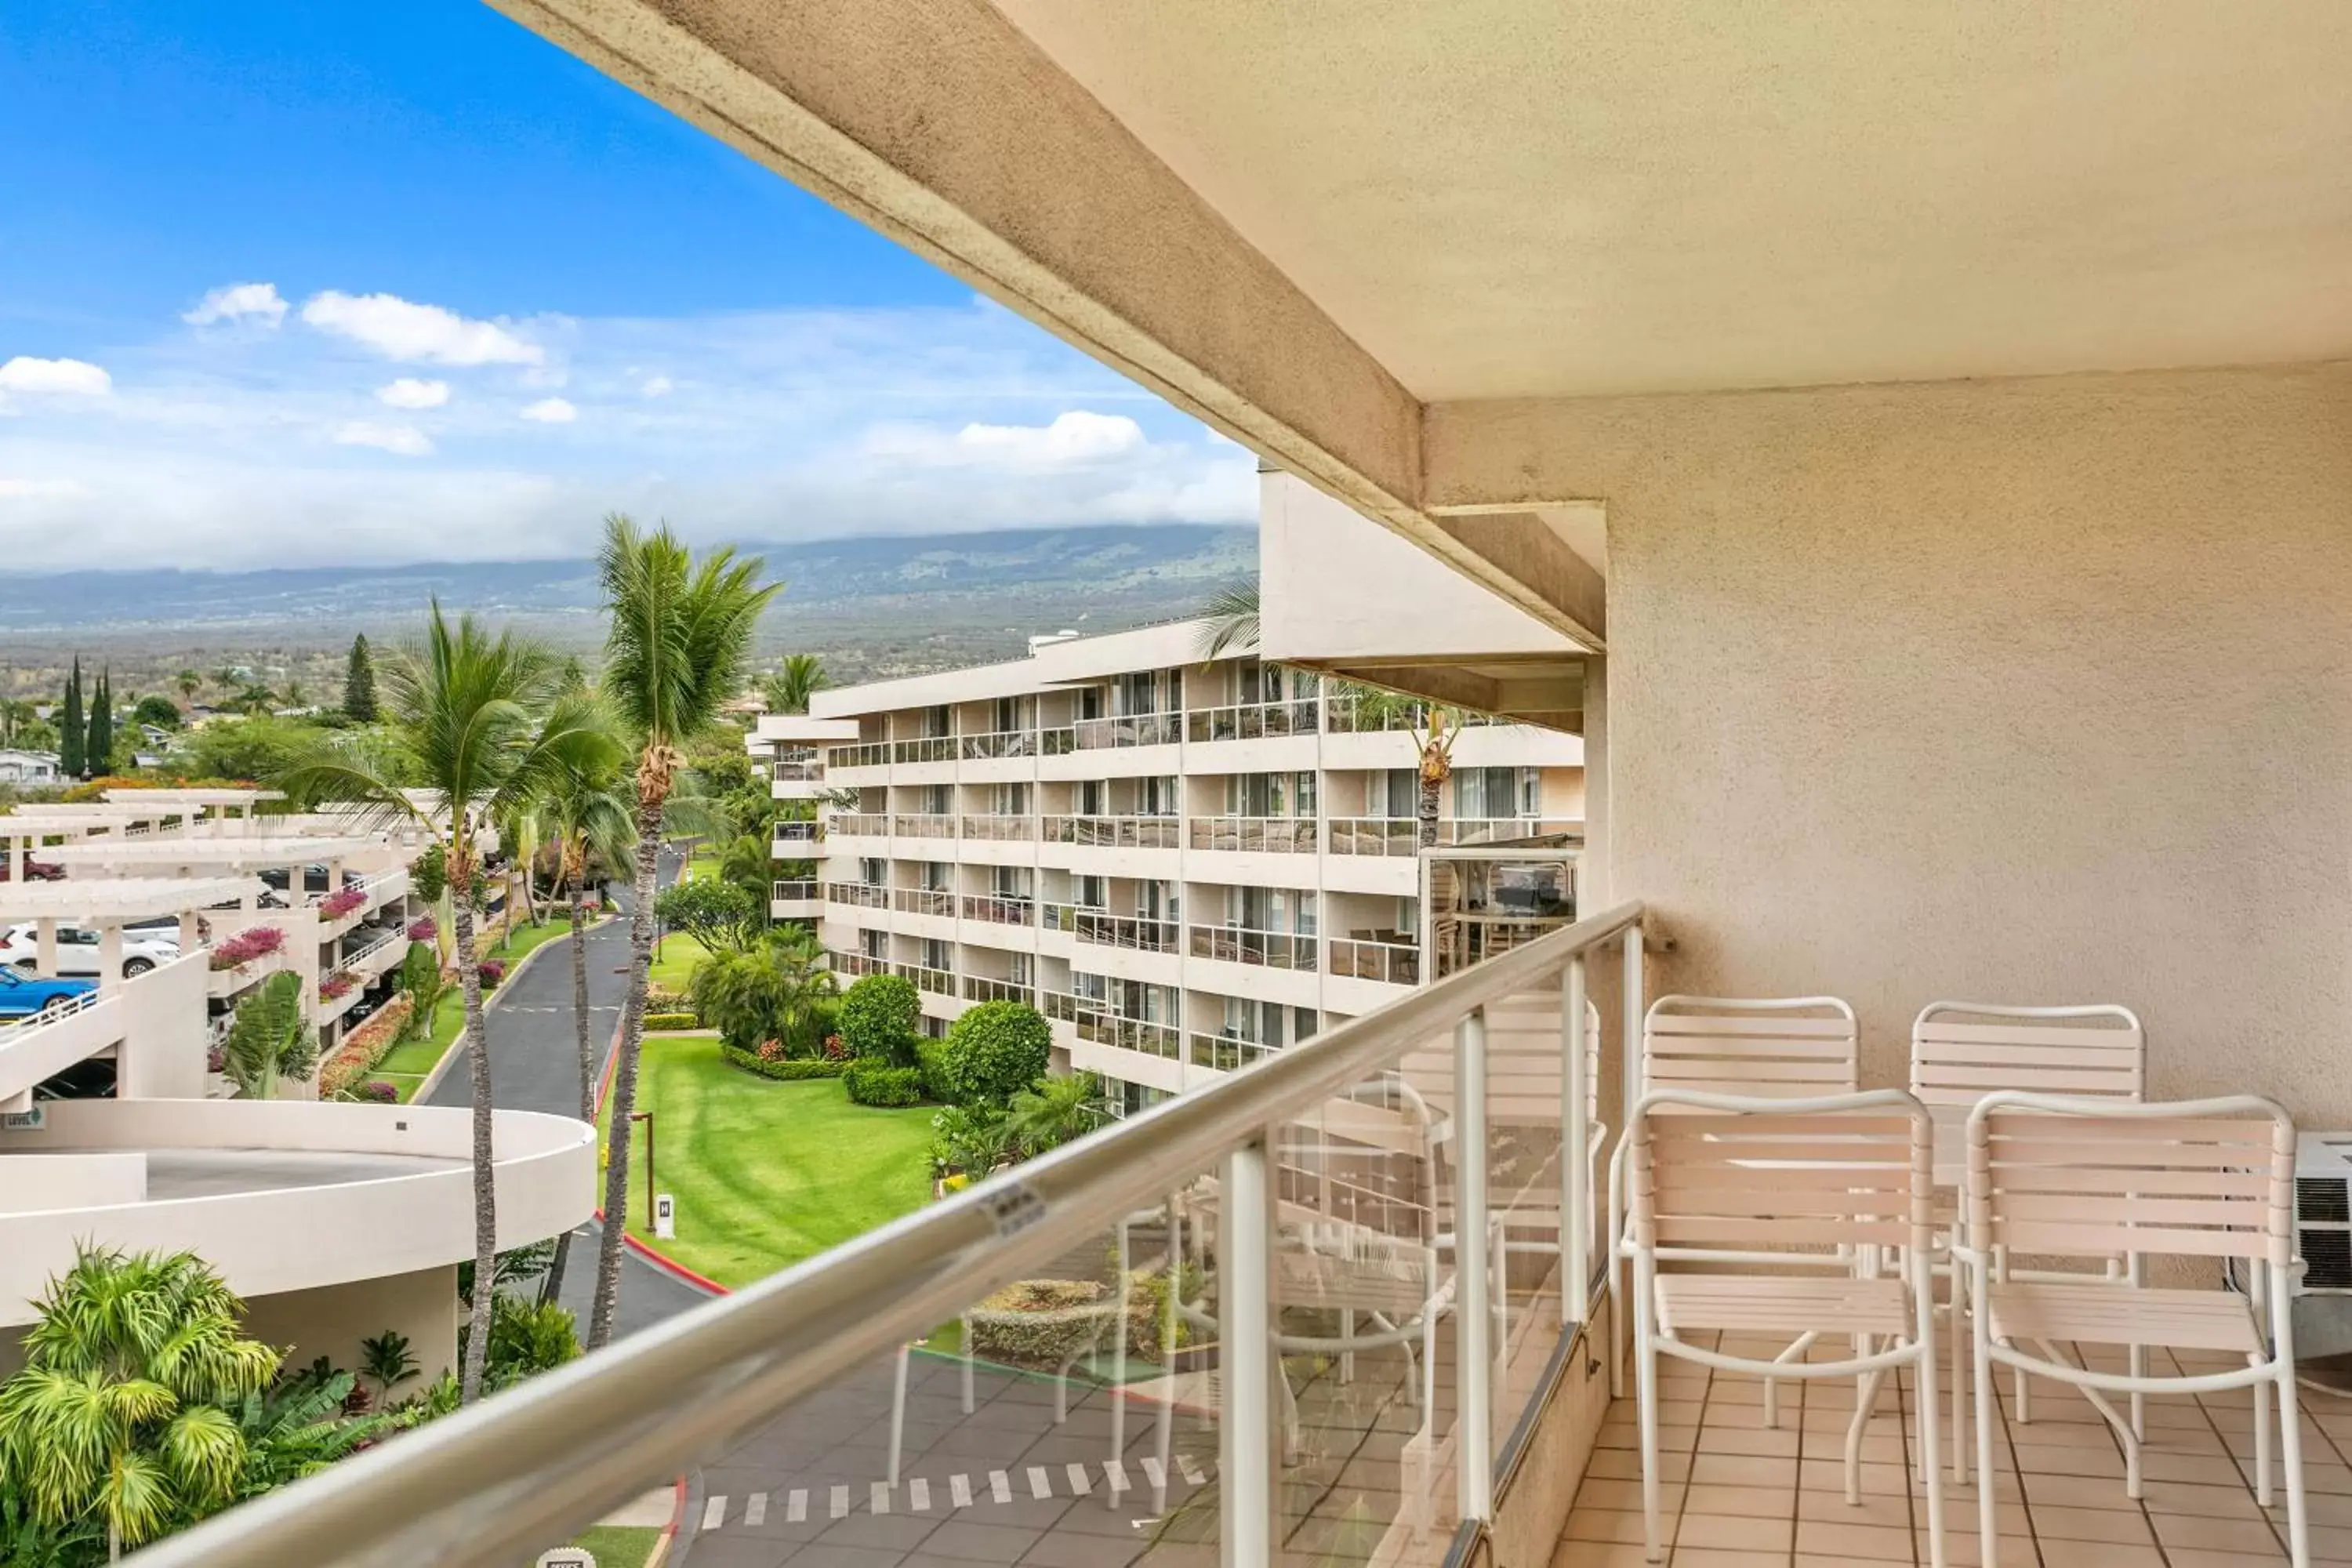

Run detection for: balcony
[[1044, 814, 1181, 850], [892, 960, 953, 997], [827, 741, 891, 771], [891, 737, 957, 765], [1185, 697, 1320, 743], [960, 893, 1034, 927], [959, 729, 1036, 761], [1327, 933, 1422, 986], [1327, 818, 1584, 858], [959, 974, 1033, 1006], [1072, 712, 1181, 750], [771, 879, 821, 919], [1187, 815, 1319, 854], [1073, 910, 1180, 953], [891, 813, 957, 840], [771, 820, 822, 853], [1185, 1030, 1279, 1073], [829, 811, 891, 840], [825, 949, 887, 978], [1186, 923, 1319, 972], [823, 881, 889, 911], [958, 814, 1036, 841], [1072, 1007, 1182, 1060], [891, 887, 956, 920]]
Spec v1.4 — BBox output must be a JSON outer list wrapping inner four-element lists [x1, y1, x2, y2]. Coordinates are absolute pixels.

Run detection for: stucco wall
[[240, 1266, 462, 1392], [1428, 361, 2352, 1116]]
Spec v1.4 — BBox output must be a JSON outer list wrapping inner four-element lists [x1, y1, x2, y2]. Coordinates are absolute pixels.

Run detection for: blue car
[[0, 967, 96, 1022]]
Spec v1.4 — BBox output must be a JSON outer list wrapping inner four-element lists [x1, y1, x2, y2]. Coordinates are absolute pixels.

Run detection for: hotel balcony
[[771, 878, 821, 920], [770, 818, 823, 857], [753, 715, 862, 800]]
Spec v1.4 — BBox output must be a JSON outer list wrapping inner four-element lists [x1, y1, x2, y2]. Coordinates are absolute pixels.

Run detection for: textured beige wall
[[240, 1266, 462, 1390], [1429, 362, 2352, 1116]]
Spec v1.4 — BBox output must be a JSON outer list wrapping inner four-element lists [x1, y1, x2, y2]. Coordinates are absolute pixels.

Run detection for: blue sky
[[0, 0, 1248, 570]]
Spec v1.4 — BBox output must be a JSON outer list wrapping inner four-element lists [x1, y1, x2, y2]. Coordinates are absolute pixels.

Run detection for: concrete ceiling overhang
[[491, 0, 2352, 713]]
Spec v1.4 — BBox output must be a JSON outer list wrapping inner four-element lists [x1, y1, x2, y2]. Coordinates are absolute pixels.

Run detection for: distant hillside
[[0, 523, 1255, 691]]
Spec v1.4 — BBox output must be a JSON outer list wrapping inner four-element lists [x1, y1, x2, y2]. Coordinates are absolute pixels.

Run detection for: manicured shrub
[[837, 973, 920, 1065], [720, 1043, 846, 1080], [477, 959, 506, 989], [406, 915, 437, 942], [941, 1000, 1051, 1108], [644, 1011, 701, 1032], [966, 1279, 1114, 1367], [916, 1036, 955, 1104], [355, 1080, 398, 1103], [484, 1294, 580, 1388], [317, 885, 367, 920], [843, 1060, 924, 1107], [209, 924, 287, 970], [318, 972, 357, 1002]]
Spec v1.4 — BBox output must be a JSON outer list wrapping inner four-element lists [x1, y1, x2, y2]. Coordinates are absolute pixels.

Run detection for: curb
[[412, 911, 615, 1105], [592, 1022, 731, 1300], [642, 1476, 688, 1568]]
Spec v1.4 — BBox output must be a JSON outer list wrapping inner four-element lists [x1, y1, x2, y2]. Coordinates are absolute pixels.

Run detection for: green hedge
[[843, 1060, 924, 1107], [916, 1037, 955, 1104], [720, 1044, 846, 1080], [644, 1011, 701, 1031]]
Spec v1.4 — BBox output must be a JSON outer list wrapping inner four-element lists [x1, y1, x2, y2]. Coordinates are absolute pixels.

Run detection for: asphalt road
[[430, 845, 710, 1337]]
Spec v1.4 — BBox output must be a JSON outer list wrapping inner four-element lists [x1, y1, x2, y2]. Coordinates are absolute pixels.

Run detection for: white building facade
[[757, 620, 1582, 1112]]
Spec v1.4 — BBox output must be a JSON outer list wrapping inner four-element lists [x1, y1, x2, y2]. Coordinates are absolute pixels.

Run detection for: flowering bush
[[209, 925, 287, 971], [355, 1080, 399, 1103], [206, 1042, 227, 1074], [477, 959, 506, 989], [406, 916, 437, 942], [318, 886, 368, 920], [318, 994, 414, 1095], [319, 972, 357, 1002]]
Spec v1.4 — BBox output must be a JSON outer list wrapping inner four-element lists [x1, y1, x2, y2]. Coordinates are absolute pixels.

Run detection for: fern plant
[[222, 971, 318, 1100]]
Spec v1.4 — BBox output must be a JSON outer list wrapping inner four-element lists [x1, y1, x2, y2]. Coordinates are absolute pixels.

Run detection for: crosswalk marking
[[829, 1484, 850, 1520], [745, 1493, 768, 1527], [908, 1477, 931, 1512], [1104, 1458, 1130, 1494], [702, 1495, 727, 1530], [988, 1470, 1012, 1504], [1065, 1462, 1093, 1496], [1177, 1454, 1207, 1486], [1026, 1466, 1051, 1500], [870, 1480, 891, 1515], [1140, 1456, 1166, 1490], [949, 1473, 973, 1508], [786, 1490, 807, 1523]]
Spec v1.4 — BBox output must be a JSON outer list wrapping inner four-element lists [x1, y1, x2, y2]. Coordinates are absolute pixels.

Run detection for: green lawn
[[536, 1526, 657, 1568], [647, 932, 710, 994], [597, 1033, 935, 1287]]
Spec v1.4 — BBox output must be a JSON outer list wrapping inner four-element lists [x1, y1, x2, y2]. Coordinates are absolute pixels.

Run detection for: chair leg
[[1949, 1272, 1969, 1487], [1972, 1259, 1999, 1568], [1764, 1331, 1815, 1431], [1635, 1255, 1664, 1565], [2280, 1363, 2310, 1566], [1915, 1261, 1947, 1568], [1846, 1361, 1886, 1506], [2256, 1357, 2274, 1508]]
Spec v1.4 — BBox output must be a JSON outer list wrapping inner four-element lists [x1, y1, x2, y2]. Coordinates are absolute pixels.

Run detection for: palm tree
[[175, 670, 202, 706], [0, 1245, 278, 1559], [761, 651, 829, 714], [219, 971, 318, 1100], [590, 514, 780, 1348], [274, 603, 621, 1403], [1347, 684, 1469, 847], [1194, 580, 1261, 659], [0, 699, 34, 746], [1007, 1071, 1105, 1156], [532, 739, 635, 1309]]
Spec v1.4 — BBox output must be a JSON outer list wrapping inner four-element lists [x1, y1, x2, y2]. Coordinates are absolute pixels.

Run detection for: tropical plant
[[395, 940, 445, 1044], [175, 670, 203, 706], [653, 875, 764, 956], [485, 1295, 583, 1388], [272, 602, 623, 1403], [927, 1103, 1013, 1181], [590, 514, 781, 1350], [0, 697, 38, 746], [1007, 1071, 1105, 1155], [220, 971, 318, 1099], [940, 1000, 1052, 1108], [717, 829, 782, 910], [357, 1331, 419, 1406], [227, 1368, 388, 1497], [761, 652, 829, 714], [206, 924, 286, 971], [0, 1246, 278, 1559], [1194, 580, 1262, 659], [688, 933, 837, 1054], [837, 971, 921, 1066], [130, 695, 180, 732], [1345, 684, 1469, 847]]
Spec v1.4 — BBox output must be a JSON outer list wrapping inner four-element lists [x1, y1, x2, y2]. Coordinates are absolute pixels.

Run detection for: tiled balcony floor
[[1558, 1332, 2352, 1568]]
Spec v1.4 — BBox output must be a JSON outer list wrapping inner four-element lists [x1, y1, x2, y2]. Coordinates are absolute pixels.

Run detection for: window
[[920, 862, 950, 891], [989, 781, 1029, 815], [992, 696, 1024, 733], [1138, 775, 1181, 817], [919, 784, 951, 814], [1075, 875, 1107, 910], [990, 866, 1030, 897], [1225, 771, 1317, 817], [859, 930, 886, 960], [1376, 769, 1416, 818], [858, 858, 885, 887], [1454, 767, 1537, 820], [923, 939, 949, 971]]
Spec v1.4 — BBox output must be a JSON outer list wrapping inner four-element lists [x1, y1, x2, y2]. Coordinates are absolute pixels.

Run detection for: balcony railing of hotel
[[958, 814, 1036, 841], [771, 759, 824, 784], [1039, 724, 1076, 755], [829, 811, 891, 837], [960, 974, 1033, 1006], [1037, 901, 1076, 933], [1043, 814, 1181, 849], [1036, 987, 1079, 1022], [1326, 816, 1581, 857], [770, 821, 822, 847], [134, 899, 1648, 1568], [1322, 693, 1507, 735], [1186, 1031, 1280, 1073], [959, 729, 1036, 760], [824, 949, 887, 978], [891, 737, 958, 764], [891, 887, 957, 919], [824, 881, 890, 910], [959, 893, 1035, 926], [1327, 933, 1423, 986], [771, 879, 818, 903], [1183, 697, 1321, 743], [891, 960, 954, 996], [1186, 815, 1319, 853], [1186, 923, 1319, 971], [826, 741, 891, 770], [1073, 910, 1181, 953], [1072, 1007, 1184, 1059], [1072, 712, 1181, 750], [891, 813, 958, 840]]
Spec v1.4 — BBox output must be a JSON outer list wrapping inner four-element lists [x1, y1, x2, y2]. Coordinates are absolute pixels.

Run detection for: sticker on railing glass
[[981, 1182, 1049, 1240]]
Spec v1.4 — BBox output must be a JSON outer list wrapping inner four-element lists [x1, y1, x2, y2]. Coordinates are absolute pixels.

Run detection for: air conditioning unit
[[2292, 1134, 2352, 1359]]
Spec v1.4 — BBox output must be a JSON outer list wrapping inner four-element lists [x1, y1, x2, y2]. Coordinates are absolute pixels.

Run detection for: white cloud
[[0, 357, 113, 396], [301, 290, 543, 365], [866, 409, 1145, 471], [183, 282, 289, 329], [376, 377, 450, 409], [0, 477, 89, 499], [520, 397, 577, 424], [639, 374, 673, 397], [332, 420, 434, 456]]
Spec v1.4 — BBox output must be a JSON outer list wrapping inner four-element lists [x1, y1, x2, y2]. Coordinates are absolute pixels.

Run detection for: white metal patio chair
[[1962, 1091, 2306, 1566], [1628, 1087, 1947, 1567], [1910, 1001, 2143, 1480], [1607, 995, 1860, 1401]]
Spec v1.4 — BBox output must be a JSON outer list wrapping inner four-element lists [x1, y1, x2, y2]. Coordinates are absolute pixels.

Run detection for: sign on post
[[535, 1549, 595, 1568], [654, 1192, 676, 1240]]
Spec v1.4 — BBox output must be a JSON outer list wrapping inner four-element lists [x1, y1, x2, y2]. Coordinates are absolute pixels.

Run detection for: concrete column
[[178, 909, 198, 950], [34, 919, 56, 978], [9, 834, 23, 882], [97, 924, 123, 996]]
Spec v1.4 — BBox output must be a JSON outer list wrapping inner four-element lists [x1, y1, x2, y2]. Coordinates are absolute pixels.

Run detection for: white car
[[0, 923, 183, 979]]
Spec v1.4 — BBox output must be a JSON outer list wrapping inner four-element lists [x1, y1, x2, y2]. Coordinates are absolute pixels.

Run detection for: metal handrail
[[138, 901, 1647, 1568]]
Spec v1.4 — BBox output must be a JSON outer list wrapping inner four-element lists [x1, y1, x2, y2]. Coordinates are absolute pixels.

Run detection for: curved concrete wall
[[0, 1100, 593, 1326]]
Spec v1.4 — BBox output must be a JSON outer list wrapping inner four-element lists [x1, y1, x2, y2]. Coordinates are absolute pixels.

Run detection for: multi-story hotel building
[[754, 619, 1582, 1111]]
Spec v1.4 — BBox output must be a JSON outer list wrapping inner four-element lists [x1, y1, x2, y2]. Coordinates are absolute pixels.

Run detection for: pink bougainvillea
[[319, 971, 358, 1001], [208, 925, 287, 971], [477, 959, 507, 989], [317, 885, 368, 920], [406, 915, 437, 942]]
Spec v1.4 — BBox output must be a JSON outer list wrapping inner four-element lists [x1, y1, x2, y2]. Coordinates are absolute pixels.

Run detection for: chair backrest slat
[[1642, 996, 1859, 1105], [1911, 1001, 2143, 1109], [1631, 1095, 1930, 1258], [1967, 1096, 2295, 1268]]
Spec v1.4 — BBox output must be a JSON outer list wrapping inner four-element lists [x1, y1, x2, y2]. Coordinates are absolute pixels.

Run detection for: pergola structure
[[40, 834, 383, 888], [0, 876, 263, 993]]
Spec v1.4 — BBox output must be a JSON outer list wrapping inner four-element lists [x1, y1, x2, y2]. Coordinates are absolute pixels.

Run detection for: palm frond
[[1194, 581, 1261, 658]]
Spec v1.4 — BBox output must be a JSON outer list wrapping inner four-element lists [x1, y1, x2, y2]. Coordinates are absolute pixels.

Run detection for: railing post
[[1221, 1134, 1275, 1568], [1621, 920, 1645, 1145], [1456, 1006, 1494, 1524], [1563, 953, 1589, 1329]]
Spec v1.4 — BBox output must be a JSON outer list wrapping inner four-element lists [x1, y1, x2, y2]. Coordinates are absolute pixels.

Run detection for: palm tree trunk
[[1417, 770, 1441, 849], [540, 878, 593, 1308], [588, 793, 664, 1349], [452, 889, 499, 1404]]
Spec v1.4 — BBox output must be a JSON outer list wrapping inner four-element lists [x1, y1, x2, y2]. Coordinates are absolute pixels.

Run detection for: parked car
[[0, 923, 182, 979], [0, 967, 98, 1022], [0, 858, 65, 882]]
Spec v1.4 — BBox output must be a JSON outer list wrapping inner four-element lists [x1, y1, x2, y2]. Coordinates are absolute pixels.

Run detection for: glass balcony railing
[[959, 974, 1033, 1005], [824, 881, 890, 910], [1044, 814, 1181, 849], [1183, 698, 1320, 743], [771, 879, 818, 903], [958, 814, 1036, 841], [1186, 924, 1319, 971], [824, 949, 887, 977], [960, 893, 1035, 926], [891, 736, 956, 764], [1073, 1009, 1183, 1059], [1037, 901, 1077, 933], [892, 960, 953, 996], [891, 887, 956, 919], [891, 813, 957, 840], [1072, 713, 1180, 750], [1327, 934, 1422, 985], [1185, 1031, 1279, 1073], [828, 812, 891, 837], [826, 742, 891, 770], [770, 820, 822, 847], [959, 729, 1036, 760], [1185, 815, 1319, 853], [1073, 910, 1181, 953]]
